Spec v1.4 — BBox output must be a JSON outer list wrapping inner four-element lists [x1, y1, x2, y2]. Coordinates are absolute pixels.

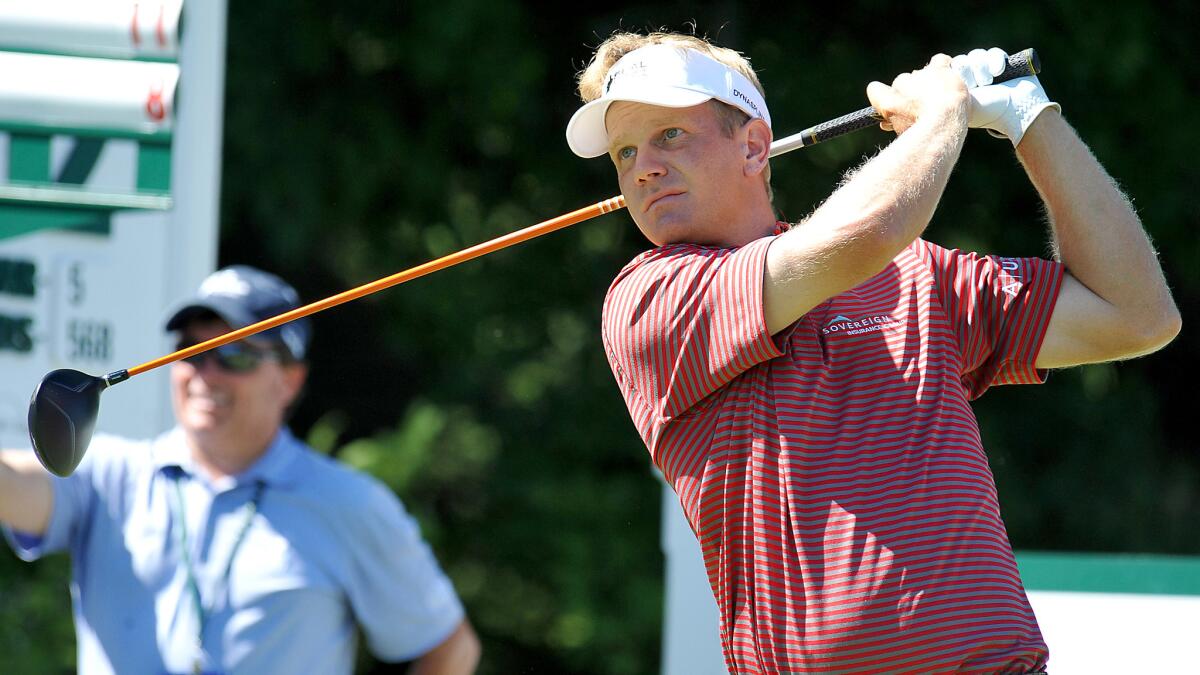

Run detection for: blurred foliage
[[0, 553, 75, 673], [3, 1, 1197, 673]]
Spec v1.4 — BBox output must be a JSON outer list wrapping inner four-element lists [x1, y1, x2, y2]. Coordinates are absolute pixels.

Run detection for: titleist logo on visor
[[604, 61, 647, 93]]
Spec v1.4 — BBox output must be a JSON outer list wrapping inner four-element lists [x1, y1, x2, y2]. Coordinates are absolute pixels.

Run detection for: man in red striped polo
[[565, 32, 1180, 674]]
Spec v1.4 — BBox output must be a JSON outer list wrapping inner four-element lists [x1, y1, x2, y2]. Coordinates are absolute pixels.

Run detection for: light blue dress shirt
[[5, 427, 464, 675]]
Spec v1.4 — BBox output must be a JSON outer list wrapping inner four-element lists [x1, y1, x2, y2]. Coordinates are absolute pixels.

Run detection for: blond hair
[[577, 32, 765, 103], [577, 31, 773, 196]]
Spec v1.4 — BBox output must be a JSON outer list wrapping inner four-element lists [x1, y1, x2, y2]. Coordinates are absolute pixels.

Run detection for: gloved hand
[[951, 47, 1061, 147]]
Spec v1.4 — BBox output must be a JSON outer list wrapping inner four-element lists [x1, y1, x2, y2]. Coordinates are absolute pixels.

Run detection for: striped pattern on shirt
[[602, 235, 1064, 674]]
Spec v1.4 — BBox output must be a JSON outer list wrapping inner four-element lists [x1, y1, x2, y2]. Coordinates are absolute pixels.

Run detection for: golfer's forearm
[[823, 113, 965, 248], [764, 112, 965, 333], [0, 450, 54, 534], [1017, 111, 1180, 343]]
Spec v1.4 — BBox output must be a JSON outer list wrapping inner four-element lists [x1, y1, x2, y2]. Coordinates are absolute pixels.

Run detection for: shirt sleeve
[[2, 437, 114, 560], [601, 237, 782, 426], [922, 240, 1065, 399], [339, 476, 464, 662]]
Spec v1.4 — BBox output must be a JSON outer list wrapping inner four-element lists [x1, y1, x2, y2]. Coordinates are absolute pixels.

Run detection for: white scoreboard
[[0, 1, 226, 449]]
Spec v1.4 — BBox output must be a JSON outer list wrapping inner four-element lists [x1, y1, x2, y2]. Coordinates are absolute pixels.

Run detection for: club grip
[[996, 47, 1041, 82], [769, 48, 1040, 156]]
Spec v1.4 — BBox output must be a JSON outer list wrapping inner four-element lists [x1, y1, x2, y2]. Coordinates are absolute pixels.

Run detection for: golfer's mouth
[[645, 191, 685, 213]]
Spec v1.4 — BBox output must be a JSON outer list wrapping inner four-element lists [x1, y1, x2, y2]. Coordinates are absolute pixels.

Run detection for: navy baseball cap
[[164, 265, 311, 360]]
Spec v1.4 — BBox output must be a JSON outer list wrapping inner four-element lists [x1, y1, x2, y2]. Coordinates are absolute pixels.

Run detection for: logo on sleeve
[[822, 314, 900, 336], [998, 258, 1023, 299]]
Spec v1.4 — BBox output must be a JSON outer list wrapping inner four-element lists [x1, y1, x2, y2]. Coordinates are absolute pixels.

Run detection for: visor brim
[[565, 87, 714, 158]]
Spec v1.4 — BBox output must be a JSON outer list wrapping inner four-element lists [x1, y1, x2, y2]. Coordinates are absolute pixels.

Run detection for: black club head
[[27, 369, 108, 478]]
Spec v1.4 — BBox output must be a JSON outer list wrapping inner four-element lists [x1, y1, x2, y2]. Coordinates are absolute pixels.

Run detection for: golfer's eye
[[663, 127, 683, 141], [617, 146, 636, 161]]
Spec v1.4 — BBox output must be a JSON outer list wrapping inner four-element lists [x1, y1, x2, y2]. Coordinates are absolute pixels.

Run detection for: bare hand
[[866, 54, 969, 136]]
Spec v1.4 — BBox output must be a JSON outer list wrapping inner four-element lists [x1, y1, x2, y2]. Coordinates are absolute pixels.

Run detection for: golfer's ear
[[743, 118, 771, 178]]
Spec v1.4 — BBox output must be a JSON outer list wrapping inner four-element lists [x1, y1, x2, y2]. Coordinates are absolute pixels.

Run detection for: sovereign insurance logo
[[822, 313, 900, 336]]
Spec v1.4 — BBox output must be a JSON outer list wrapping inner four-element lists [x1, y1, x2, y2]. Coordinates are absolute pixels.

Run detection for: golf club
[[28, 48, 1040, 477]]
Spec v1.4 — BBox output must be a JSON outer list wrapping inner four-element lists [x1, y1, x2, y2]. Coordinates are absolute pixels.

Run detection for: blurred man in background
[[567, 32, 1179, 672], [1, 265, 480, 674]]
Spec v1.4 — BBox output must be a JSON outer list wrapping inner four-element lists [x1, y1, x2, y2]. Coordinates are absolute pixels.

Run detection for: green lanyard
[[168, 473, 265, 674]]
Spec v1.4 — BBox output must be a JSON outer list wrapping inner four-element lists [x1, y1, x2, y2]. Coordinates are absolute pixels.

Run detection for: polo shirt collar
[[151, 426, 302, 490]]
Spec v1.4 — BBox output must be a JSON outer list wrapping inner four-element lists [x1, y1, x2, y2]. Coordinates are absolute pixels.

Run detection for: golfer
[[566, 32, 1179, 672], [0, 266, 480, 674]]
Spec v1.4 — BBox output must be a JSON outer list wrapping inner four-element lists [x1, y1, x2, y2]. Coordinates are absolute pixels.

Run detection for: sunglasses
[[174, 341, 280, 374]]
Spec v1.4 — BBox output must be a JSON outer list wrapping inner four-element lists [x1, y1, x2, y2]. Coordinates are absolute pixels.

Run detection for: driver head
[[28, 369, 106, 477]]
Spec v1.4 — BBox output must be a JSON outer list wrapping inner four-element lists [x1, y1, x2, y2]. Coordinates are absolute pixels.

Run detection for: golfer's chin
[[635, 211, 698, 247]]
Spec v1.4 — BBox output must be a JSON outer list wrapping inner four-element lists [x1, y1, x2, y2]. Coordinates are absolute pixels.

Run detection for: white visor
[[565, 44, 771, 158]]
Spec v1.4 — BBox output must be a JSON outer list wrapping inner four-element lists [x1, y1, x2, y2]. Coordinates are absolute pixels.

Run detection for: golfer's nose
[[634, 146, 667, 184]]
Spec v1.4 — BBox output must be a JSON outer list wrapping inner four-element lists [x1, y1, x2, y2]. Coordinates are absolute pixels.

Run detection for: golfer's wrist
[[1011, 103, 1062, 148], [914, 103, 968, 143], [1013, 105, 1065, 156]]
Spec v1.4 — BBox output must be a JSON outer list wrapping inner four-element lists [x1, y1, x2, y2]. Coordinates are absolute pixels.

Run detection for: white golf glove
[[951, 47, 1060, 147]]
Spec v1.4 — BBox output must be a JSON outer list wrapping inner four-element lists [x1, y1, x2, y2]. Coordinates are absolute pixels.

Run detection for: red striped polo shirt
[[602, 233, 1064, 674]]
